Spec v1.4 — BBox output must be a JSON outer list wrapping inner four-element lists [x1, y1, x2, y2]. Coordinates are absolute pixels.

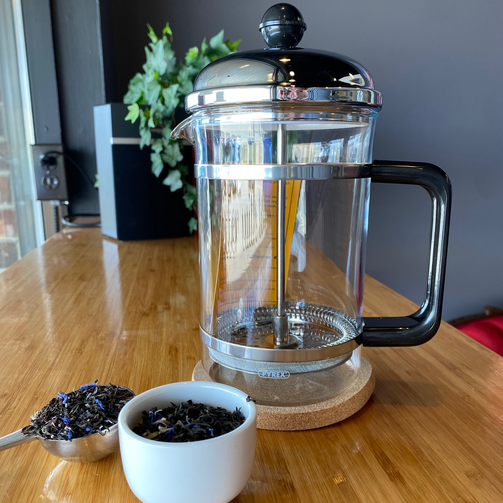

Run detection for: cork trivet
[[192, 358, 374, 431]]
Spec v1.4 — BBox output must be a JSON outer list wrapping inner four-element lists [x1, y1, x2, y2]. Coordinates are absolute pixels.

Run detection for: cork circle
[[192, 357, 374, 431]]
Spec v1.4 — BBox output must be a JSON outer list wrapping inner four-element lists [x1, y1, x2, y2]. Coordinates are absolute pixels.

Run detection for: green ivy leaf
[[151, 39, 168, 75], [147, 23, 158, 43], [151, 138, 163, 154], [125, 103, 140, 123], [177, 67, 194, 95], [186, 183, 196, 196], [148, 107, 155, 128], [163, 169, 183, 191], [94, 174, 99, 189], [123, 88, 142, 105], [144, 80, 161, 105], [185, 46, 199, 64], [128, 72, 144, 87], [183, 183, 197, 210], [188, 217, 197, 234], [162, 84, 180, 115], [139, 110, 147, 129], [192, 55, 211, 73], [151, 101, 168, 122], [209, 30, 231, 58], [209, 30, 225, 50], [178, 164, 189, 177], [123, 73, 144, 104], [162, 23, 172, 36], [164, 44, 177, 75], [150, 152, 164, 177], [139, 127, 151, 149], [162, 127, 173, 142], [142, 68, 156, 85], [225, 39, 241, 52], [201, 37, 208, 54], [162, 142, 183, 167], [142, 46, 155, 74]]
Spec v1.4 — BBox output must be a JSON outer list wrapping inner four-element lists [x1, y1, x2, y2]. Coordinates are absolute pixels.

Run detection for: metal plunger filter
[[204, 302, 360, 374]]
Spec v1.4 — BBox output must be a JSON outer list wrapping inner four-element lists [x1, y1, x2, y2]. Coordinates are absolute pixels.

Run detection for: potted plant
[[124, 24, 240, 233]]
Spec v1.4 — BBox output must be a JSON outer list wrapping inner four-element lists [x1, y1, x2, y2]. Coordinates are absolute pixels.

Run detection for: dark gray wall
[[102, 0, 174, 103], [21, 0, 62, 144], [96, 0, 503, 320], [50, 0, 105, 215]]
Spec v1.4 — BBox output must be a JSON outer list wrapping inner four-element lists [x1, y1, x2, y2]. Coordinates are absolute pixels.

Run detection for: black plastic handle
[[362, 161, 452, 347]]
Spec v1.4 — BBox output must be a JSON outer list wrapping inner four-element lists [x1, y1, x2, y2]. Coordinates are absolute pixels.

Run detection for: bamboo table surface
[[0, 228, 502, 503]]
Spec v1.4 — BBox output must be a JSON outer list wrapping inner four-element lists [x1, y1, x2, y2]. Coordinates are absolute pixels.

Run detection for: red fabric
[[457, 315, 503, 356]]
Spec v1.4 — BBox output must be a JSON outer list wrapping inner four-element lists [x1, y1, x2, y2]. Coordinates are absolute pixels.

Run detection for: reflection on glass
[[199, 177, 370, 338], [190, 109, 376, 166]]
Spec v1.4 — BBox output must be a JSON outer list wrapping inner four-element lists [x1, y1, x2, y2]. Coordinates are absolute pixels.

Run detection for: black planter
[[94, 103, 192, 241]]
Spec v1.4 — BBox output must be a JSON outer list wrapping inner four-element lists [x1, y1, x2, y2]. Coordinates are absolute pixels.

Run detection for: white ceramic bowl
[[118, 381, 257, 503]]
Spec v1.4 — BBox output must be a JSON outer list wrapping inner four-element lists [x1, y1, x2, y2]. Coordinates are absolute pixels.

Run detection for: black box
[[94, 103, 192, 241]]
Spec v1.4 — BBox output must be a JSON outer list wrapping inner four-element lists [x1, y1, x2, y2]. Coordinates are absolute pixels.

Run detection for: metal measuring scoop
[[0, 385, 135, 463]]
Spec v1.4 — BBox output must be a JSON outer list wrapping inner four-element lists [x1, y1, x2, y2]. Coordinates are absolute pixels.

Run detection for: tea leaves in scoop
[[22, 381, 134, 441]]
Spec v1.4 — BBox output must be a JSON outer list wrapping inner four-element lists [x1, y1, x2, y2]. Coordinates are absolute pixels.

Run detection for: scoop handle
[[0, 429, 36, 451]]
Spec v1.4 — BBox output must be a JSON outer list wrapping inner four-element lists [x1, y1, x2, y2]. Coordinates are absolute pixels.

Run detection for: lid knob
[[259, 3, 307, 49]]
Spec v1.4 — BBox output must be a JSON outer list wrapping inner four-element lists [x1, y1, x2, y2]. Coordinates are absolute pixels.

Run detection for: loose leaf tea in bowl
[[22, 380, 135, 441], [133, 400, 245, 442]]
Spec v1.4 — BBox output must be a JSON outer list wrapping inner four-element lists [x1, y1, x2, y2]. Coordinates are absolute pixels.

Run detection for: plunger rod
[[274, 123, 289, 345]]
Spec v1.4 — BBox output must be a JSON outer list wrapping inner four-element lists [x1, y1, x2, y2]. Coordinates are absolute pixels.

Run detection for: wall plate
[[31, 144, 68, 201]]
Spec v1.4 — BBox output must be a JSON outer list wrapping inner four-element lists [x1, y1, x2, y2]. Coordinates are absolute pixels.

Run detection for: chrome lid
[[186, 3, 382, 111]]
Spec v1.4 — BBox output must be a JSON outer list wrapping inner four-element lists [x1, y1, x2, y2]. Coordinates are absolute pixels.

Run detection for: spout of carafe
[[171, 116, 194, 144]]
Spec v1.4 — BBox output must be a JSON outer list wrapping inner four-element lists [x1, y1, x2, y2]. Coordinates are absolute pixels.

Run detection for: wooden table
[[0, 228, 501, 502]]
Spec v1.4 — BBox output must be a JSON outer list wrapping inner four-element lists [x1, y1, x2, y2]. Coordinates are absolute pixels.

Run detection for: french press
[[173, 4, 451, 408]]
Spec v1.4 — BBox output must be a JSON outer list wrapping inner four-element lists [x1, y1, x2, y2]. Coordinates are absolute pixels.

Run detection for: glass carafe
[[172, 5, 451, 406]]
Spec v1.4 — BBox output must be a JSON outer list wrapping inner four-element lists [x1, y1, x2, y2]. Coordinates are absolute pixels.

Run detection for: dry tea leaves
[[22, 380, 135, 441], [133, 400, 245, 442]]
